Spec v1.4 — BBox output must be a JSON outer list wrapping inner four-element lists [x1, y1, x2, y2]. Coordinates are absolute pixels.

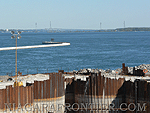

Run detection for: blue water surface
[[0, 31, 150, 75]]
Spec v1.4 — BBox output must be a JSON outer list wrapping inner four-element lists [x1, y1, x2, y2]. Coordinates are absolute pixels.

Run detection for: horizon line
[[1, 26, 150, 31]]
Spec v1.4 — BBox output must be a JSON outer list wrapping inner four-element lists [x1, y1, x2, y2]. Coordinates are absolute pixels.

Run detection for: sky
[[0, 0, 150, 29]]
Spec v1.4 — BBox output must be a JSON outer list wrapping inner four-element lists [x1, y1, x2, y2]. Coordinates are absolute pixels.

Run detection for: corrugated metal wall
[[0, 72, 65, 113], [0, 71, 150, 112], [33, 73, 65, 113], [0, 85, 34, 112], [65, 72, 149, 113]]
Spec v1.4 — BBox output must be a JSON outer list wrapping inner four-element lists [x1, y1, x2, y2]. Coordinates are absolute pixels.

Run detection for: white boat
[[42, 38, 62, 44], [42, 41, 62, 44]]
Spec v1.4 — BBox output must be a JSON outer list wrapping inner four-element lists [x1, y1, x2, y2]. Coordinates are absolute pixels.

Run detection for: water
[[0, 31, 150, 75]]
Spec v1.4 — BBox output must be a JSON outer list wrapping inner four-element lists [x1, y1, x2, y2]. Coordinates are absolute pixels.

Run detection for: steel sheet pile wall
[[1, 70, 150, 112], [0, 73, 65, 113], [65, 72, 150, 113], [33, 73, 65, 113], [65, 72, 125, 112], [121, 80, 149, 113], [0, 84, 33, 113]]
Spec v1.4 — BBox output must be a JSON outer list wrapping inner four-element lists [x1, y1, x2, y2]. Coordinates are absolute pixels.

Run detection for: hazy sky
[[0, 0, 150, 29]]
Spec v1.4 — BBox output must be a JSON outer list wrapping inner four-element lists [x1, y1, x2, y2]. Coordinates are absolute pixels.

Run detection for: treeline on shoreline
[[1, 27, 150, 33], [115, 27, 150, 32]]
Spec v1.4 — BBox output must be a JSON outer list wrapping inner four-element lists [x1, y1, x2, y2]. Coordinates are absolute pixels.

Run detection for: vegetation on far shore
[[1, 27, 150, 33]]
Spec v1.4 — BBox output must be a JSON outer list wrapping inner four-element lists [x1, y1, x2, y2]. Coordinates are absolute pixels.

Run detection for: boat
[[42, 38, 62, 44], [42, 41, 62, 44]]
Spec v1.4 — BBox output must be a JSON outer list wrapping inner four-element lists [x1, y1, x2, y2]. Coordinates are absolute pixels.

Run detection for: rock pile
[[71, 64, 150, 76]]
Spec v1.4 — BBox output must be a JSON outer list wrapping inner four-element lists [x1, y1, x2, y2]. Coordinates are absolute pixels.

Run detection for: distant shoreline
[[1, 27, 150, 33]]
